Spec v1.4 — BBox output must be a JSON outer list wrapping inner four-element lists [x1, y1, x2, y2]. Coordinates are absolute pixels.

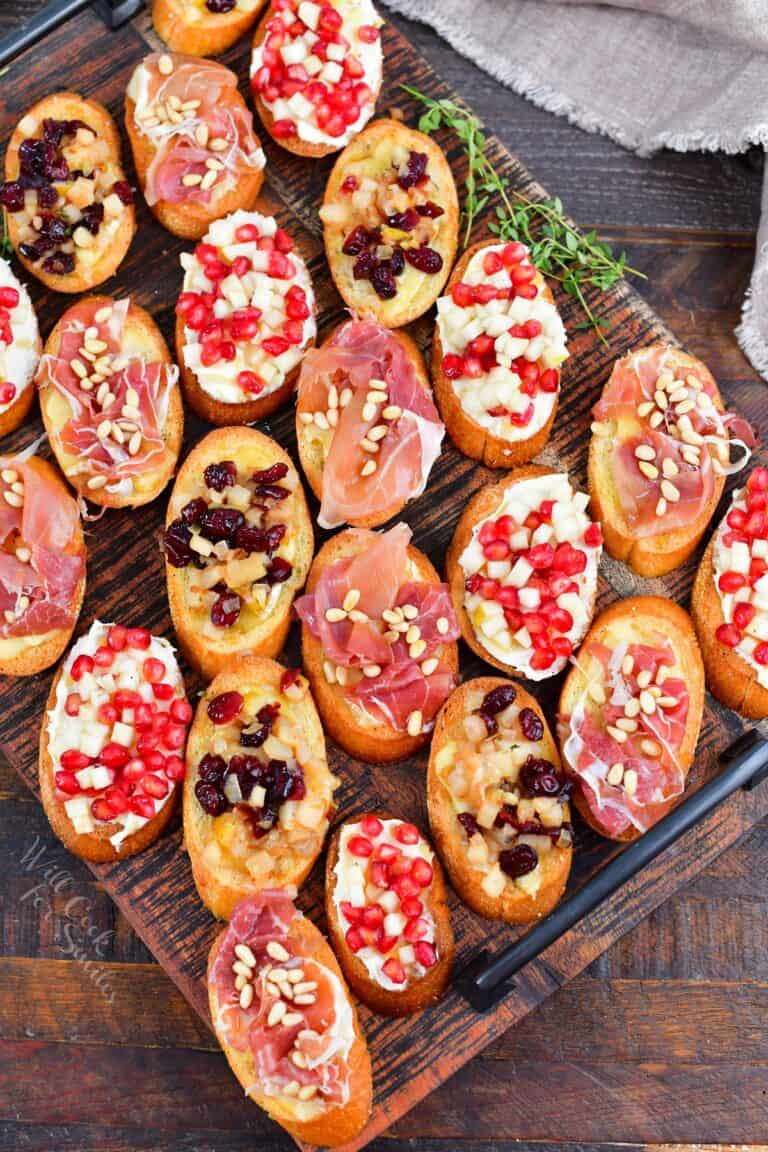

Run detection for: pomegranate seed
[[165, 755, 186, 782], [100, 742, 130, 769], [105, 786, 129, 814], [152, 682, 175, 701], [141, 774, 169, 799], [238, 370, 264, 394], [170, 698, 193, 724], [137, 733, 159, 753], [91, 798, 114, 823], [749, 466, 768, 492], [754, 642, 768, 665], [143, 657, 166, 683], [483, 250, 504, 275], [107, 624, 127, 650], [375, 842, 399, 863], [393, 876, 420, 901], [715, 623, 741, 648], [404, 916, 428, 942], [231, 255, 252, 278], [0, 286, 20, 308], [126, 628, 151, 650], [718, 571, 745, 593], [0, 382, 16, 404], [235, 223, 261, 242], [262, 335, 290, 356], [361, 904, 384, 928], [410, 858, 434, 888], [162, 724, 187, 751], [114, 689, 142, 711], [358, 23, 379, 42], [415, 940, 437, 968], [552, 635, 573, 658], [64, 693, 81, 717], [340, 902, 363, 924], [540, 368, 559, 392], [97, 702, 118, 725], [584, 522, 602, 548], [442, 353, 464, 379], [347, 834, 373, 858], [60, 749, 91, 770], [369, 860, 390, 888], [134, 703, 153, 729], [394, 823, 420, 845], [130, 795, 156, 819], [451, 282, 474, 308], [501, 242, 527, 266], [144, 750, 166, 772], [388, 855, 412, 879], [377, 934, 398, 954], [345, 926, 364, 952], [733, 601, 755, 629], [727, 508, 748, 531], [515, 283, 538, 299], [123, 758, 146, 783], [360, 815, 383, 838], [382, 958, 406, 984], [528, 543, 555, 570], [401, 897, 423, 918], [93, 646, 114, 668], [55, 771, 80, 794], [530, 648, 556, 671], [273, 228, 294, 253]]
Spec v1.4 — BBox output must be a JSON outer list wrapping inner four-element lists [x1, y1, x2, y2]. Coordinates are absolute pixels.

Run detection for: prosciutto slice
[[294, 524, 459, 729], [0, 456, 83, 638], [137, 55, 264, 207], [297, 318, 444, 529]]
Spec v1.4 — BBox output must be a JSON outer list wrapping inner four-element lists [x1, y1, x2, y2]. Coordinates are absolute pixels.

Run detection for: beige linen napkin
[[384, 0, 768, 378]]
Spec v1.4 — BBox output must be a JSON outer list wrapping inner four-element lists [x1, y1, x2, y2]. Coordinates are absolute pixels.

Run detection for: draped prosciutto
[[593, 344, 755, 539], [210, 893, 353, 1103], [297, 319, 444, 529], [37, 298, 177, 492], [130, 54, 265, 207], [295, 524, 459, 730], [564, 640, 689, 836], [0, 456, 83, 638]]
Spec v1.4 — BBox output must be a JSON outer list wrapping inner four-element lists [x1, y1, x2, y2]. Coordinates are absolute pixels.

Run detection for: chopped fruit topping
[[713, 467, 768, 674]]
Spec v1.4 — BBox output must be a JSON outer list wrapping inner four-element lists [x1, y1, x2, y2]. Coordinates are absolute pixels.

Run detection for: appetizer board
[[2, 5, 768, 1150]]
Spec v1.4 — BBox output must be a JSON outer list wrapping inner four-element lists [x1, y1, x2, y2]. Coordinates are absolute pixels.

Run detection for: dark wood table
[[1, 2, 766, 1150]]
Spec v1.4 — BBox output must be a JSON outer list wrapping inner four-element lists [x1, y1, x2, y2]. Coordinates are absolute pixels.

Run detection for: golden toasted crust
[[588, 344, 726, 578], [428, 676, 571, 922], [691, 531, 768, 719], [5, 93, 135, 293], [296, 324, 434, 528], [207, 910, 372, 1147], [324, 812, 454, 1016], [322, 119, 459, 328], [300, 529, 459, 763], [0, 458, 86, 677], [445, 464, 596, 675], [38, 296, 183, 509], [152, 0, 266, 56], [558, 595, 705, 842], [431, 240, 559, 469], [165, 426, 313, 681], [125, 94, 264, 242], [184, 657, 334, 919]]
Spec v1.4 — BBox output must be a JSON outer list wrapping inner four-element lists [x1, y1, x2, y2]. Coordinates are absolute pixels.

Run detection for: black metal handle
[[0, 0, 143, 68], [456, 728, 768, 1012]]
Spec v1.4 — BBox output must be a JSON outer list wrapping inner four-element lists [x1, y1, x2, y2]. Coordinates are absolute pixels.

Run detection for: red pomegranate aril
[[141, 750, 165, 772], [231, 255, 252, 278], [415, 940, 437, 968], [388, 854, 411, 879], [143, 657, 166, 683], [348, 834, 373, 858], [400, 897, 423, 918], [403, 916, 428, 942], [267, 251, 295, 279], [410, 858, 433, 887], [375, 842, 398, 863], [0, 286, 20, 308], [530, 648, 556, 671], [716, 622, 741, 648], [170, 698, 193, 724], [515, 283, 538, 299], [382, 958, 406, 984], [165, 755, 185, 781], [394, 822, 420, 845], [360, 815, 383, 838], [93, 645, 114, 668], [60, 749, 91, 770], [361, 904, 384, 928], [134, 703, 153, 729], [358, 23, 379, 42], [393, 876, 420, 901], [733, 601, 756, 629], [528, 543, 555, 570], [123, 758, 146, 783], [749, 466, 768, 492], [483, 250, 504, 275], [483, 539, 510, 561], [718, 570, 745, 593], [107, 624, 127, 651], [55, 771, 80, 794], [100, 742, 130, 769], [152, 682, 175, 701], [374, 934, 395, 955], [345, 926, 364, 952], [451, 281, 474, 308], [114, 689, 142, 711], [552, 635, 573, 658], [97, 702, 118, 725], [263, 335, 290, 356], [64, 693, 81, 717], [91, 798, 114, 823], [340, 901, 363, 924], [130, 795, 156, 819], [369, 860, 390, 889], [584, 522, 602, 547], [105, 786, 129, 814], [137, 733, 159, 753], [235, 223, 261, 242], [754, 642, 768, 665], [238, 370, 264, 394], [162, 724, 187, 751], [501, 241, 526, 266], [442, 353, 464, 379], [0, 382, 16, 404], [141, 774, 169, 799], [126, 628, 151, 650]]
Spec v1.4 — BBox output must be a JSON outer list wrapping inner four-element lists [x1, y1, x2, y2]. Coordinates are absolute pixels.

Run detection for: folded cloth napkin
[[384, 0, 768, 378]]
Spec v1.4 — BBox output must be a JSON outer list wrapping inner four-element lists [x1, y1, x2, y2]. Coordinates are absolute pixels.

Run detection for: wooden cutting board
[[1, 6, 767, 1151]]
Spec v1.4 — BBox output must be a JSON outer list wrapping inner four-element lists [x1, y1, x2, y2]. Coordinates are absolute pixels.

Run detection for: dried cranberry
[[240, 724, 269, 748], [252, 462, 288, 485], [42, 251, 75, 275], [204, 460, 237, 492], [476, 710, 498, 737], [163, 519, 193, 567], [111, 180, 134, 205], [206, 0, 236, 9], [38, 214, 69, 244], [37, 184, 58, 209], [211, 590, 241, 627], [198, 753, 227, 783], [207, 691, 243, 724], [0, 182, 24, 212], [371, 263, 397, 299], [18, 241, 41, 261], [397, 150, 428, 189], [389, 247, 405, 276], [195, 780, 227, 816], [521, 755, 562, 797], [254, 484, 288, 502], [266, 524, 286, 553], [387, 208, 420, 231], [499, 844, 539, 878], [234, 525, 268, 553], [519, 707, 544, 742], [417, 200, 444, 218], [267, 759, 304, 802], [482, 685, 517, 715], [405, 245, 443, 274], [266, 557, 292, 583], [257, 703, 281, 726], [342, 225, 371, 256], [180, 497, 207, 526], [353, 251, 376, 280], [79, 202, 104, 235], [458, 812, 480, 838], [199, 507, 245, 543]]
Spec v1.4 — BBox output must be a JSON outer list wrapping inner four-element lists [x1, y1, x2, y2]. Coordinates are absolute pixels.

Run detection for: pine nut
[[266, 940, 290, 962]]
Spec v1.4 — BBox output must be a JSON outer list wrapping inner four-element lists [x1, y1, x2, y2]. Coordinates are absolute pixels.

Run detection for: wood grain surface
[[1, 2, 767, 1152]]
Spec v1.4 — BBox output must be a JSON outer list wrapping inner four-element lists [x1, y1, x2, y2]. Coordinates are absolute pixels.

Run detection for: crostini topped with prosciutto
[[37, 296, 183, 508], [296, 316, 444, 528], [251, 0, 383, 156], [447, 466, 602, 680], [321, 119, 458, 327], [0, 260, 40, 437], [589, 343, 755, 576], [208, 891, 372, 1147], [296, 522, 460, 762], [39, 620, 192, 861], [558, 596, 704, 841], [433, 239, 567, 468], [126, 53, 266, 240], [176, 210, 316, 424], [0, 452, 86, 677]]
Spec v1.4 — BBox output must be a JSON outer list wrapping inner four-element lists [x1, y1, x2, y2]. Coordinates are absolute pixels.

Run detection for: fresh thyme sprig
[[401, 86, 645, 343], [0, 210, 12, 261]]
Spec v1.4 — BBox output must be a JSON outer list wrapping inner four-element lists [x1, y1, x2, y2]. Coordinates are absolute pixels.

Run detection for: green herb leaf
[[0, 211, 12, 261]]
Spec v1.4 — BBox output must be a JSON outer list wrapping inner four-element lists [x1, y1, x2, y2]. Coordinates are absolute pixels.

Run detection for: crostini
[[320, 118, 459, 327], [296, 522, 460, 762], [447, 466, 602, 680], [325, 814, 453, 1015], [589, 343, 755, 577], [126, 52, 266, 241], [0, 94, 135, 293], [429, 677, 572, 923], [208, 891, 372, 1146], [153, 0, 265, 56], [164, 426, 313, 680], [0, 260, 40, 437], [0, 453, 85, 677], [251, 0, 383, 157], [185, 659, 338, 920], [176, 209, 317, 424], [691, 464, 768, 719], [39, 620, 192, 862], [296, 316, 444, 528], [432, 239, 567, 468], [36, 296, 183, 509], [557, 595, 704, 841]]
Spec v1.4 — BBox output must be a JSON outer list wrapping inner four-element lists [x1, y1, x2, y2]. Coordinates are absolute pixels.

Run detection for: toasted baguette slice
[[37, 295, 183, 509], [588, 343, 734, 577], [0, 456, 86, 676], [39, 621, 191, 862], [429, 676, 571, 923], [152, 0, 266, 56], [0, 259, 40, 437], [250, 0, 383, 158], [208, 891, 372, 1147], [3, 93, 135, 293], [321, 119, 459, 328], [691, 466, 768, 719], [125, 54, 265, 241], [558, 595, 705, 842], [446, 465, 601, 680], [185, 659, 338, 920], [299, 526, 459, 763], [432, 239, 566, 468], [325, 813, 453, 1016], [165, 426, 313, 681], [296, 320, 441, 529]]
